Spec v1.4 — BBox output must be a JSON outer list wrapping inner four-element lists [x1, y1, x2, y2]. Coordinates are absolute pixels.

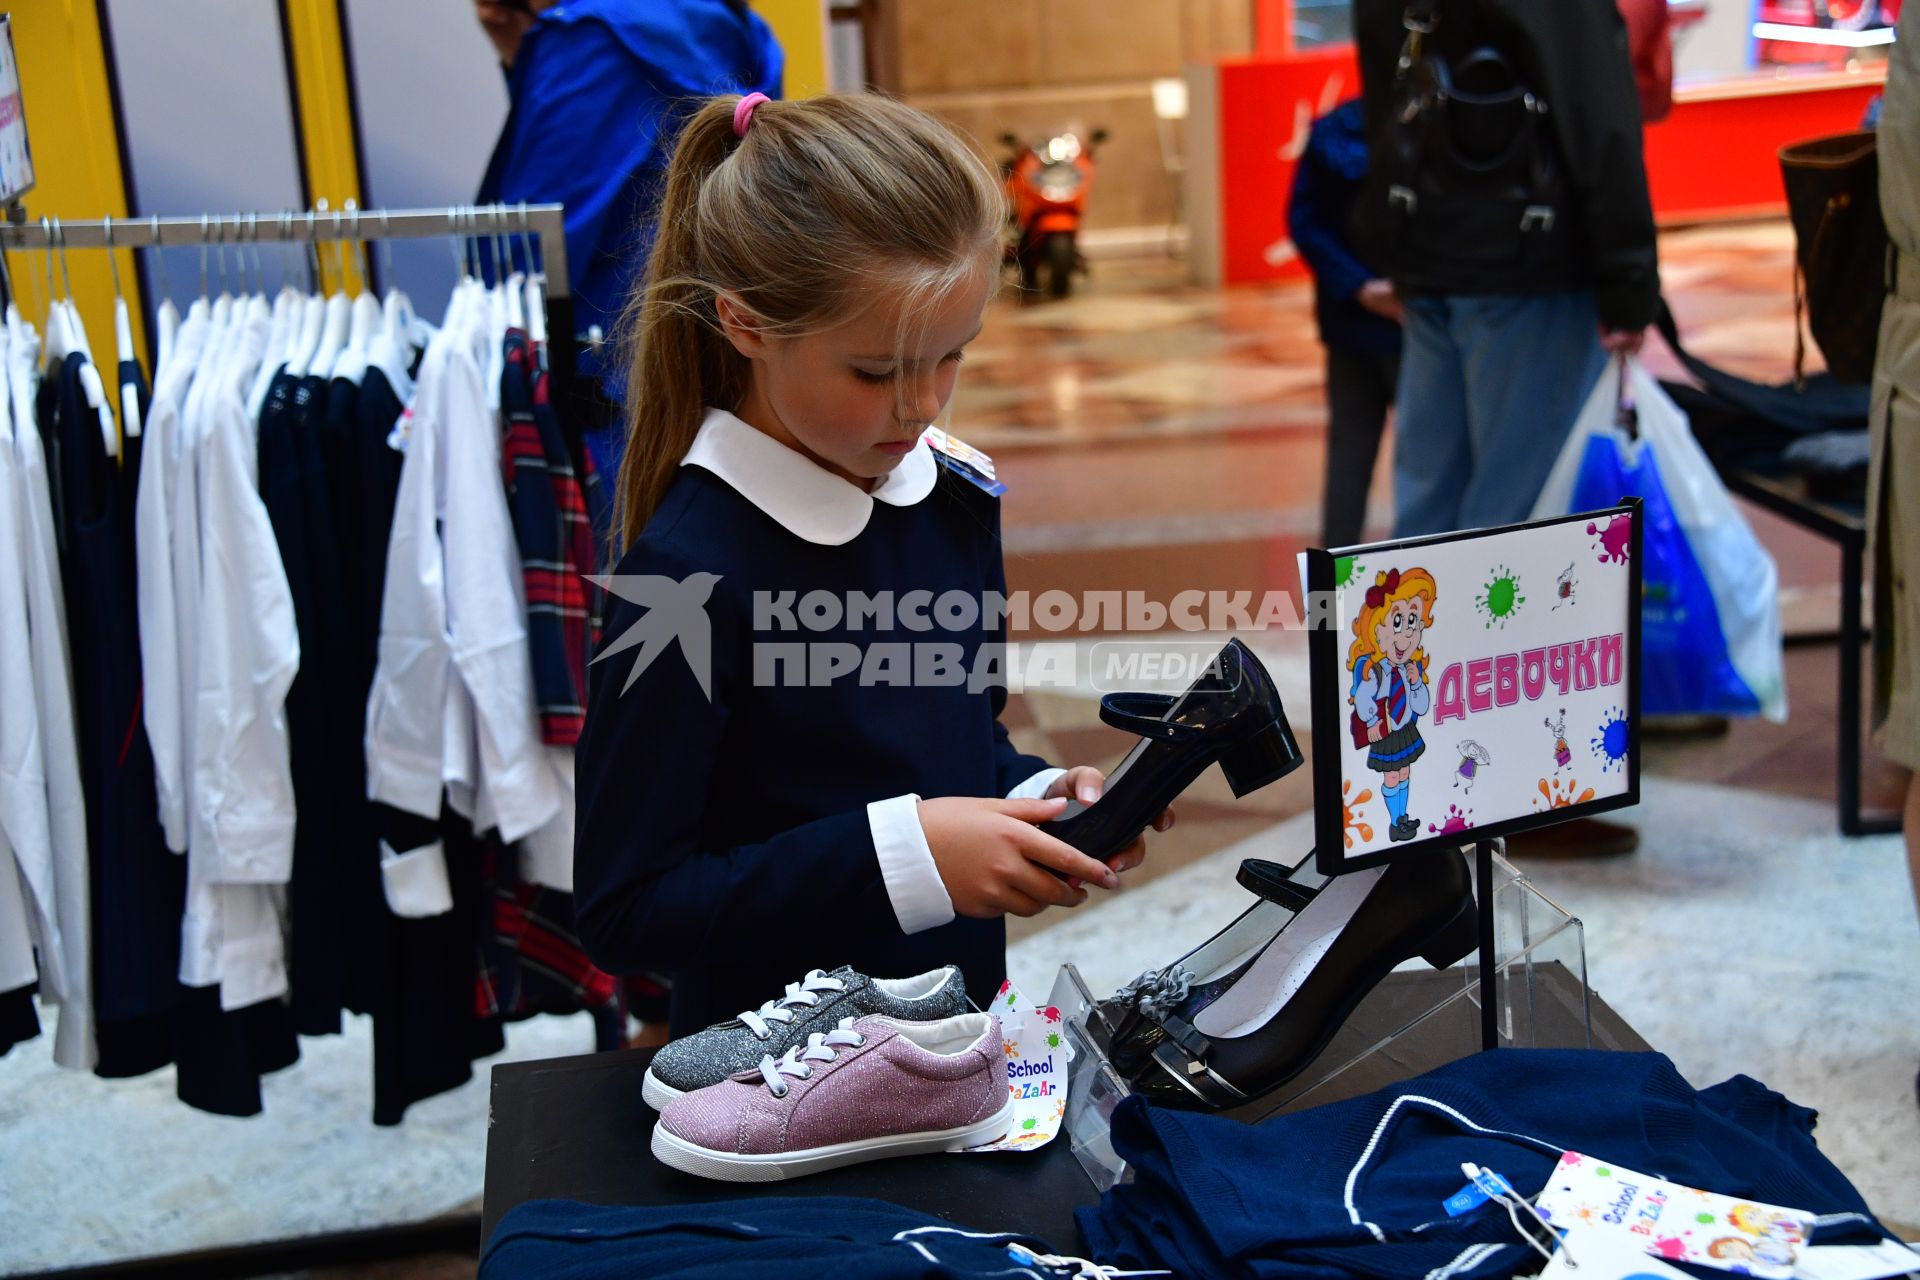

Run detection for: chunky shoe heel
[[1418, 899, 1480, 969], [1218, 719, 1303, 798], [1041, 638, 1302, 861]]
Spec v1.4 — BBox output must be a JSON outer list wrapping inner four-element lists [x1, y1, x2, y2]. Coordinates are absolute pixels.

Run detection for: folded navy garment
[[1077, 1049, 1893, 1280], [482, 1196, 1075, 1279]]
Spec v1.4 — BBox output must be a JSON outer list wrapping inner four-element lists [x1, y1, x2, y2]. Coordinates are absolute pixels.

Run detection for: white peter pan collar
[[680, 407, 939, 546]]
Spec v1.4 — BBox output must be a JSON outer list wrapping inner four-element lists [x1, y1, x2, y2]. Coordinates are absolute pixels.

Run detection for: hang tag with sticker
[[1540, 1228, 1695, 1280], [962, 979, 1066, 1153], [923, 425, 1006, 496], [1534, 1152, 1815, 1279]]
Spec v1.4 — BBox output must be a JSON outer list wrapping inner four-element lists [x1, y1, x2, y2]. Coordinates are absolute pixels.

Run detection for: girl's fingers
[[1065, 765, 1106, 805], [996, 796, 1071, 824], [1151, 807, 1176, 832], [1009, 860, 1086, 910], [999, 886, 1050, 919], [1011, 825, 1118, 889]]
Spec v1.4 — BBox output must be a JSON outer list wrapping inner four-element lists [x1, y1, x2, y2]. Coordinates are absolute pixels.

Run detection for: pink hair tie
[[733, 92, 770, 138]]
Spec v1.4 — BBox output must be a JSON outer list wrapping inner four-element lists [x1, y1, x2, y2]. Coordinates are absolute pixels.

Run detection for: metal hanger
[[148, 213, 171, 301]]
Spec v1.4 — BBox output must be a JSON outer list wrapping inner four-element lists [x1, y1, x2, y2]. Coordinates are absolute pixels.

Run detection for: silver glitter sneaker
[[641, 965, 970, 1110]]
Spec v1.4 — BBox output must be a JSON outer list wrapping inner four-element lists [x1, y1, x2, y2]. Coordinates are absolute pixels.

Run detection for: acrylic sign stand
[[1051, 503, 1640, 1193], [1304, 502, 1642, 1053]]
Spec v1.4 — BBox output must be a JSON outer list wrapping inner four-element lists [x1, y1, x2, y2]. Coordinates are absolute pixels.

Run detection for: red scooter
[[999, 127, 1106, 299]]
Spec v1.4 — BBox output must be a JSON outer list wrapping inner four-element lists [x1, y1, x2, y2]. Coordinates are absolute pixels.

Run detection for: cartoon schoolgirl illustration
[[1348, 567, 1437, 842], [1454, 741, 1491, 793], [1545, 709, 1572, 771]]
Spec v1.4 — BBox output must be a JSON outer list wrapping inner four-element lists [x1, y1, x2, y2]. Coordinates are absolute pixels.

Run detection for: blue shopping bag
[[1535, 358, 1786, 720]]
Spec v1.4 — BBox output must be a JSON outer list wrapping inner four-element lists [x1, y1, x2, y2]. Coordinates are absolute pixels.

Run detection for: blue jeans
[[1392, 292, 1608, 537]]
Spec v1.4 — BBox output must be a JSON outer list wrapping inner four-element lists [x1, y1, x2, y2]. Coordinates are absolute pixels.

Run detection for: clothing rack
[[1, 199, 584, 1280], [0, 201, 573, 300]]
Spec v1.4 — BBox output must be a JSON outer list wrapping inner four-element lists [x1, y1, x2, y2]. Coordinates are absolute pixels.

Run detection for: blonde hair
[[1347, 567, 1439, 673], [614, 92, 1006, 549]]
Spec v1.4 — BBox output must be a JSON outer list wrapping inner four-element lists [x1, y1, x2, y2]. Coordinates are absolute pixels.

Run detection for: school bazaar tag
[[963, 979, 1067, 1154], [1534, 1151, 1816, 1278]]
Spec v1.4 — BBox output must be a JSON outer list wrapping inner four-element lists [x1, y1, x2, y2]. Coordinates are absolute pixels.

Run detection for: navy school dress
[[257, 369, 359, 1036], [41, 352, 183, 1078], [574, 415, 1054, 1037]]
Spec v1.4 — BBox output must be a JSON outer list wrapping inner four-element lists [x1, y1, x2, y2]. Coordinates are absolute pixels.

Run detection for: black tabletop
[[483, 963, 1649, 1248]]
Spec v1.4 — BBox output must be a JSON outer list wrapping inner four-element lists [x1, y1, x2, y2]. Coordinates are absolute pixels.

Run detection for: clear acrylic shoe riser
[[1048, 847, 1590, 1193]]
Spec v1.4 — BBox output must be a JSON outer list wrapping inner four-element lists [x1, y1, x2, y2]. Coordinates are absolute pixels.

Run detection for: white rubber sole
[[641, 1068, 686, 1112], [650, 1096, 1014, 1182]]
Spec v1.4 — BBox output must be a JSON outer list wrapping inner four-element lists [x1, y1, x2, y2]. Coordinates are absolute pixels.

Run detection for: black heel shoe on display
[[1118, 846, 1478, 1110], [1042, 638, 1302, 862], [1097, 856, 1324, 1076]]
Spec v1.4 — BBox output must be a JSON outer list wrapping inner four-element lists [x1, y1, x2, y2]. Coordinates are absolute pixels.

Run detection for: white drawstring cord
[[891, 1225, 1170, 1277], [737, 968, 846, 1040]]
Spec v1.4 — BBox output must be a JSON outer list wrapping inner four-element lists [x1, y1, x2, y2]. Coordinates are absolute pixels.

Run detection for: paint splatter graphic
[[1334, 555, 1365, 590], [1427, 804, 1474, 836], [1535, 777, 1598, 810], [1341, 778, 1374, 848], [1475, 565, 1526, 628], [1590, 706, 1630, 773], [1587, 513, 1633, 565]]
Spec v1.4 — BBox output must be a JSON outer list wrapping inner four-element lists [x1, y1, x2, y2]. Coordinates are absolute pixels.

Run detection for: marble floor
[[7, 223, 1915, 1277]]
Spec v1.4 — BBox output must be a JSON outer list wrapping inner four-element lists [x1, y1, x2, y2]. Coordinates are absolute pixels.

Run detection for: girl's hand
[[1044, 766, 1173, 880], [1368, 720, 1386, 744], [917, 796, 1119, 919]]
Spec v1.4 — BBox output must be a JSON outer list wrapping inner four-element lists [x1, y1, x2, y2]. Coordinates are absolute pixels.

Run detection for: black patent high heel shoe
[[1125, 846, 1479, 1110], [1042, 638, 1302, 863], [1098, 856, 1323, 1076]]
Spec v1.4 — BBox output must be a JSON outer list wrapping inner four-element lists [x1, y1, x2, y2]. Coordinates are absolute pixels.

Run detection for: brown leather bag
[[1780, 130, 1887, 386]]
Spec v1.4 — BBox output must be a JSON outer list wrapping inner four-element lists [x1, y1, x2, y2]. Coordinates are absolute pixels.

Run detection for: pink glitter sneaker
[[651, 1012, 1011, 1182]]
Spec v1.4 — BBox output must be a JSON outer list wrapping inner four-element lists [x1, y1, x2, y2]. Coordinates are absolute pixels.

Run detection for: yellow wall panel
[[753, 0, 829, 98], [9, 2, 145, 390], [281, 0, 364, 292]]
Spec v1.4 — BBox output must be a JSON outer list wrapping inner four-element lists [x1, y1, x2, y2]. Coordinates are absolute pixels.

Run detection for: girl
[[1348, 567, 1436, 842], [574, 93, 1170, 1036]]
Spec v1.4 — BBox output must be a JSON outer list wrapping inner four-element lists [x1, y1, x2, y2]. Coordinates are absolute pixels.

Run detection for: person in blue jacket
[[573, 92, 1175, 1036], [475, 0, 783, 478], [1287, 97, 1403, 549]]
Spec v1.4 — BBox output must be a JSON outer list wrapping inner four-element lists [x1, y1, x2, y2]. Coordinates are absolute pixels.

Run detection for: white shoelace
[[737, 968, 846, 1040], [756, 1017, 864, 1098]]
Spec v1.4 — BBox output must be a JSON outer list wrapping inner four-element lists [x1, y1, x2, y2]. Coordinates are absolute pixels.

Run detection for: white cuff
[[867, 794, 954, 936], [1006, 767, 1068, 801], [380, 839, 455, 918]]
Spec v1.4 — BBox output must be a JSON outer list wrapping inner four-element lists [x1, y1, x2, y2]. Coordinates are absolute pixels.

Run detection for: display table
[[482, 965, 1650, 1248], [1723, 468, 1900, 837]]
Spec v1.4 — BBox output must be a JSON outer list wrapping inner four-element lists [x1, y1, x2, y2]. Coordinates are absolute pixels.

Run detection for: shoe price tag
[[965, 980, 1067, 1154], [1535, 1152, 1815, 1278], [1540, 1228, 1695, 1280]]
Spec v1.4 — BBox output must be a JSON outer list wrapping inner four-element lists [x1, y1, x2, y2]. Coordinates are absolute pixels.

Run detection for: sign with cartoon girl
[[1348, 568, 1437, 843], [1305, 503, 1643, 875]]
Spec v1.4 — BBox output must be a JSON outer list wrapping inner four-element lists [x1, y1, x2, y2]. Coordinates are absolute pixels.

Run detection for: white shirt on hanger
[[134, 299, 213, 855], [187, 297, 298, 1009], [3, 311, 97, 1068], [366, 278, 562, 911]]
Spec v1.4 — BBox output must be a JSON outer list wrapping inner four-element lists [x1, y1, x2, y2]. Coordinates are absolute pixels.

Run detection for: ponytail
[[615, 97, 748, 549], [613, 91, 1007, 553]]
